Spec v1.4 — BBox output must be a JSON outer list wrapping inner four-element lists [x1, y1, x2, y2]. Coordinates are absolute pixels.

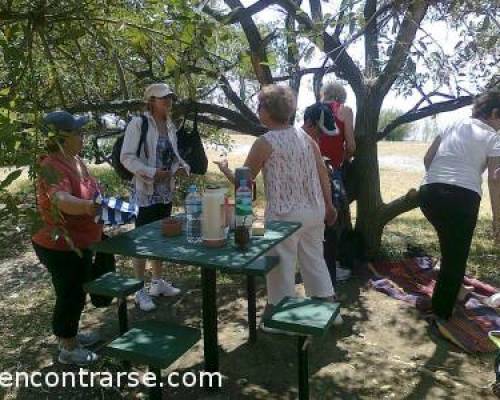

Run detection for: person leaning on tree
[[419, 89, 500, 320], [32, 111, 101, 366], [319, 81, 356, 282], [302, 102, 346, 287]]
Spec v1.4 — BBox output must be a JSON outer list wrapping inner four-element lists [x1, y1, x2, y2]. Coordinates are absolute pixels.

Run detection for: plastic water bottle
[[185, 185, 202, 243], [235, 179, 253, 249]]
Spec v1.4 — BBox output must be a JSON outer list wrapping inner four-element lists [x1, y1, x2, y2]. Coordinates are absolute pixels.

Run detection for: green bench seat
[[83, 272, 144, 335], [84, 272, 144, 298], [105, 320, 200, 400], [263, 297, 341, 400]]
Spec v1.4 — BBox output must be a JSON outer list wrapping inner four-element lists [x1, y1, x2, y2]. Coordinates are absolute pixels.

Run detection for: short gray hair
[[259, 85, 297, 124], [321, 82, 347, 103]]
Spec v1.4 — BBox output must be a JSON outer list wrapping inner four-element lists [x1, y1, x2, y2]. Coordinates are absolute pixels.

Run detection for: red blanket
[[370, 257, 499, 353]]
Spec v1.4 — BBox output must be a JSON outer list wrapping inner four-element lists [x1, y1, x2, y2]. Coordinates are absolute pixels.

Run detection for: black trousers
[[419, 183, 480, 319], [324, 226, 337, 285], [32, 242, 93, 338]]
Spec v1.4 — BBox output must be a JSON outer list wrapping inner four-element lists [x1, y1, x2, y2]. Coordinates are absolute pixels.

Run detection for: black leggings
[[33, 242, 92, 338], [419, 183, 480, 319]]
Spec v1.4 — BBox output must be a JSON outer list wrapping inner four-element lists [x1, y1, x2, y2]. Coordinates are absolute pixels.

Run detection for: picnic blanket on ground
[[369, 257, 500, 353]]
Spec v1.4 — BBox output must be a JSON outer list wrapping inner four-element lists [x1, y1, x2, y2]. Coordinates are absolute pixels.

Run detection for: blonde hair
[[321, 82, 347, 103], [258, 85, 297, 124]]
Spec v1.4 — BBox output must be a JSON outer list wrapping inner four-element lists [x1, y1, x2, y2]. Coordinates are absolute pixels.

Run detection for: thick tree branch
[[218, 74, 260, 124], [276, 0, 364, 96], [376, 0, 429, 97], [39, 30, 67, 107], [206, 0, 275, 25], [377, 95, 473, 141], [364, 0, 380, 77], [224, 0, 274, 84], [64, 99, 265, 135], [309, 0, 322, 22], [378, 189, 420, 226], [286, 1, 302, 94], [113, 52, 129, 99], [184, 63, 259, 124]]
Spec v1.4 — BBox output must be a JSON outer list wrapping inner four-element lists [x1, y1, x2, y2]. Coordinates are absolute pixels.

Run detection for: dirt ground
[[0, 137, 498, 399], [0, 247, 497, 400]]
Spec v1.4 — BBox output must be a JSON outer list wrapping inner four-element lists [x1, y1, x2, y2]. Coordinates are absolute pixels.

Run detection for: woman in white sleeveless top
[[216, 85, 338, 332]]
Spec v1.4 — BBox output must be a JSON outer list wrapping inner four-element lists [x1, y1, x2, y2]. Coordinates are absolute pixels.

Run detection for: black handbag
[[176, 111, 208, 175]]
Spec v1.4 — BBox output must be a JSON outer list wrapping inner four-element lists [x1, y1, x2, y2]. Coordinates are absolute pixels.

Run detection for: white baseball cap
[[143, 83, 177, 101]]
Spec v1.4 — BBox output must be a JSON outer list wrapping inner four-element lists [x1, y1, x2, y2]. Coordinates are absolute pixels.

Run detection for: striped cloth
[[94, 193, 138, 225], [369, 257, 499, 353]]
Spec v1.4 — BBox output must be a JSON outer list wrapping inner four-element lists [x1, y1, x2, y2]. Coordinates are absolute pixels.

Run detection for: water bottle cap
[[188, 185, 197, 193], [239, 179, 247, 186]]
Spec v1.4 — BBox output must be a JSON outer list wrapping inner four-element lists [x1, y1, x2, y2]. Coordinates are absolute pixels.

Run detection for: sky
[[238, 0, 473, 139]]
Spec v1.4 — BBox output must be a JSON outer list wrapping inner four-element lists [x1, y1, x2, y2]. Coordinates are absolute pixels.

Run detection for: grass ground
[[0, 139, 498, 399]]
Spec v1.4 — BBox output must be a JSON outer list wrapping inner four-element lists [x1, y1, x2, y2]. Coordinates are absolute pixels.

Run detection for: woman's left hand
[[325, 205, 337, 227]]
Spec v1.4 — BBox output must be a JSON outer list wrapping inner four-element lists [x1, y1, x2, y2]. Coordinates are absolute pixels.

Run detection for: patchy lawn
[[0, 141, 498, 399]]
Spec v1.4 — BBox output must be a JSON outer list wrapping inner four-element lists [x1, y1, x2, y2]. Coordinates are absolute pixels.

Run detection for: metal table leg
[[298, 336, 310, 400], [201, 268, 219, 373], [150, 367, 162, 400], [117, 297, 128, 335], [247, 275, 257, 343], [495, 352, 500, 382]]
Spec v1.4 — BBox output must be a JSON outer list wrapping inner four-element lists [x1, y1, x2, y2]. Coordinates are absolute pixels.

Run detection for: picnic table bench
[[263, 297, 341, 400], [90, 219, 301, 374]]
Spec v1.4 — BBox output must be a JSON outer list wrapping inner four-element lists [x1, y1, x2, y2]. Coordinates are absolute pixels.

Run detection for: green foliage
[[378, 109, 414, 141]]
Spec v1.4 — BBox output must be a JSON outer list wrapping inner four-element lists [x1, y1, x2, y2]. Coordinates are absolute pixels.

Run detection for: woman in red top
[[320, 81, 356, 166], [32, 111, 101, 366], [320, 82, 356, 281]]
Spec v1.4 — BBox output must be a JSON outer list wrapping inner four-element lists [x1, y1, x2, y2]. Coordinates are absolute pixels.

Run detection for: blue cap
[[43, 111, 89, 133]]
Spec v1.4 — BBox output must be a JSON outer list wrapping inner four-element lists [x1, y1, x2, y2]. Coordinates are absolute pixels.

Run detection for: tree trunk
[[353, 96, 384, 258]]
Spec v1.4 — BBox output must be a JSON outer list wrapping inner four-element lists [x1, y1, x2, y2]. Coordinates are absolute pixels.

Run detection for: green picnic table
[[91, 219, 301, 374]]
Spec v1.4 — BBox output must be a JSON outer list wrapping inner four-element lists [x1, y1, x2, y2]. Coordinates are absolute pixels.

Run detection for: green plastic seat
[[83, 272, 143, 298], [263, 297, 340, 337], [84, 272, 144, 335], [105, 320, 201, 369], [262, 297, 341, 400]]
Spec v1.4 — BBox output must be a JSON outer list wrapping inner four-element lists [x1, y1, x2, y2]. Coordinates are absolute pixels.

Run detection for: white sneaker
[[332, 314, 343, 326], [336, 262, 351, 282], [58, 346, 99, 366], [149, 279, 181, 297], [135, 289, 156, 312]]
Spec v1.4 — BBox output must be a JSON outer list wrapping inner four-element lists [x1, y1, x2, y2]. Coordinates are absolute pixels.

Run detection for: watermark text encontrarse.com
[[0, 370, 223, 389]]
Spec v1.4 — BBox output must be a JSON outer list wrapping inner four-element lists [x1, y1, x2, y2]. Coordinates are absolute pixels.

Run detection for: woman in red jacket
[[32, 111, 101, 366]]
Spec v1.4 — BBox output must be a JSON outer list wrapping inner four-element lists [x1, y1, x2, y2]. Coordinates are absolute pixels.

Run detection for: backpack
[[111, 115, 149, 181], [176, 111, 208, 175]]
